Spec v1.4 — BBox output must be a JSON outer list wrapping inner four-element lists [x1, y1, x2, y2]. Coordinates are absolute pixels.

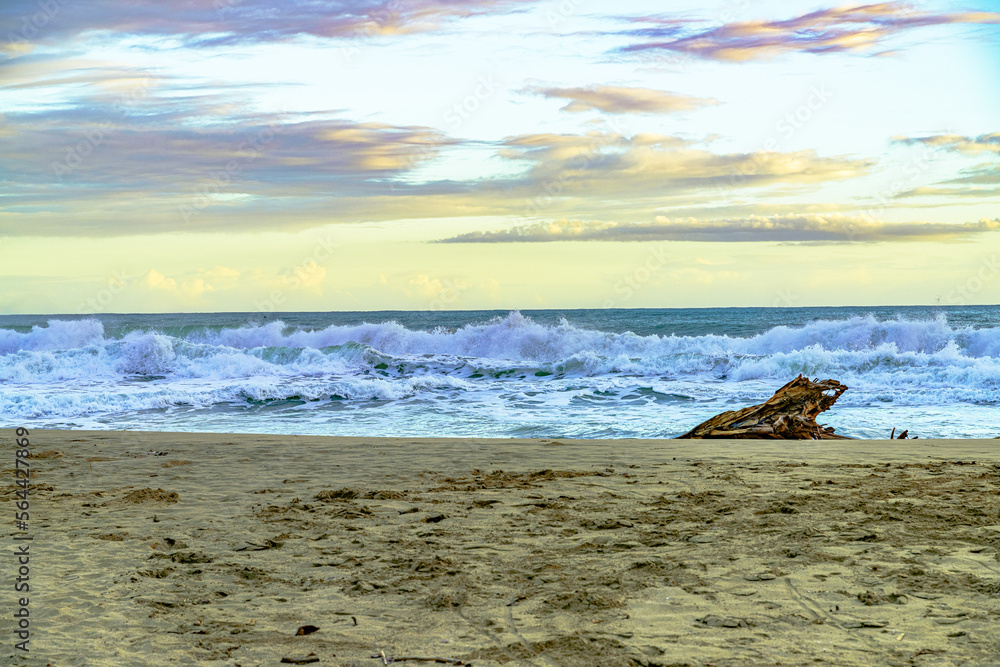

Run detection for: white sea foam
[[1, 312, 998, 435]]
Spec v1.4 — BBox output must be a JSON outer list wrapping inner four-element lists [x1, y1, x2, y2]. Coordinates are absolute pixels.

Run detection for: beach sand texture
[[3, 430, 1000, 666]]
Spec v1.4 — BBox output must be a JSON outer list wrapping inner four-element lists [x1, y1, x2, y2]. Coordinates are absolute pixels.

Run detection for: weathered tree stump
[[676, 374, 852, 439]]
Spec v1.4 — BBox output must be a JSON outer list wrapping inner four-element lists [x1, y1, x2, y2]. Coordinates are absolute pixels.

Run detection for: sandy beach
[[4, 430, 999, 666]]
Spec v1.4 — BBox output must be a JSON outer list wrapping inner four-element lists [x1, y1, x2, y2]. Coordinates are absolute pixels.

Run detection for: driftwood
[[676, 374, 852, 440]]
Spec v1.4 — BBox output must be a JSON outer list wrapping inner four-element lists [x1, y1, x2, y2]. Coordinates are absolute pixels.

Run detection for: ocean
[[1, 306, 998, 439]]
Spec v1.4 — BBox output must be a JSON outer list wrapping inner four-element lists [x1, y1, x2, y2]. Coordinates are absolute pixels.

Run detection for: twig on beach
[[235, 539, 283, 551], [370, 656, 472, 666]]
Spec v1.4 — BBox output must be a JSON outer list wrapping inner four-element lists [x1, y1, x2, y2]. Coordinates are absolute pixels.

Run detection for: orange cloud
[[621, 3, 1000, 61], [438, 215, 1000, 243], [524, 85, 718, 114]]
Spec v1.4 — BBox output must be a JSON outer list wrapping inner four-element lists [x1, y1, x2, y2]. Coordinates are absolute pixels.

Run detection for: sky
[[0, 0, 998, 313]]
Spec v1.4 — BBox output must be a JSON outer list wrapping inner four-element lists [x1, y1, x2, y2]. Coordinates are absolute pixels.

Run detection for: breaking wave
[[1, 311, 998, 429]]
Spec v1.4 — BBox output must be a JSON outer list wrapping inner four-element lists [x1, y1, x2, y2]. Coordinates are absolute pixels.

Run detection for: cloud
[[894, 186, 1000, 199], [143, 269, 177, 290], [891, 132, 1000, 199], [140, 267, 217, 299], [895, 132, 1000, 155], [619, 3, 1000, 61], [437, 215, 1000, 243], [205, 266, 241, 280], [500, 130, 871, 202], [0, 94, 458, 233], [0, 96, 875, 234], [0, 58, 164, 94], [0, 0, 536, 51], [523, 84, 717, 114], [180, 278, 215, 298], [278, 262, 327, 291], [3, 103, 453, 186], [379, 272, 468, 300]]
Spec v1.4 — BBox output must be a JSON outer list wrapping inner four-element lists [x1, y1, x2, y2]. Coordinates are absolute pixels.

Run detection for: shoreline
[[5, 430, 999, 666]]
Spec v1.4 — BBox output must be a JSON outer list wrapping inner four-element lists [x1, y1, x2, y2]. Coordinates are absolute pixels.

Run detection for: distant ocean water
[[1, 306, 999, 439]]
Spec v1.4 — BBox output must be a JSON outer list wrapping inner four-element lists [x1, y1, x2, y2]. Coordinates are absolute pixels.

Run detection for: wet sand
[[3, 430, 999, 666]]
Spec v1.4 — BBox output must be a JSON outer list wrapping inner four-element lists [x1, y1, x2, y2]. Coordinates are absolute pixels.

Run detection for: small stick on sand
[[371, 657, 471, 666]]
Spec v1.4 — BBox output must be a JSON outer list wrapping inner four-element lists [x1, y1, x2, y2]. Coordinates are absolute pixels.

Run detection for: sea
[[1, 306, 998, 440]]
